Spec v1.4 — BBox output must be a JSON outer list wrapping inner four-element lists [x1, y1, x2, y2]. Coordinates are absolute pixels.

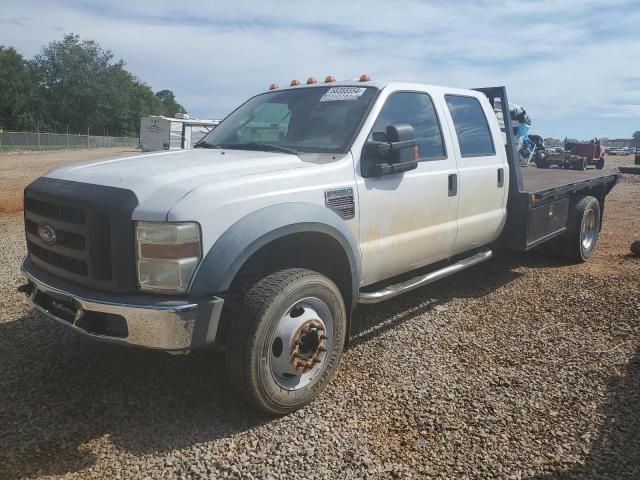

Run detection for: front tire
[[225, 268, 347, 415], [561, 196, 601, 261]]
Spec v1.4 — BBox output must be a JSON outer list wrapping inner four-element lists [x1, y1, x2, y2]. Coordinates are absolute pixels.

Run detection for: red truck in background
[[535, 138, 605, 170]]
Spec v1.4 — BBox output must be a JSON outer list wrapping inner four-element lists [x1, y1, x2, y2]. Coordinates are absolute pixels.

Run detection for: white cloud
[[599, 104, 640, 118], [1, 0, 639, 138]]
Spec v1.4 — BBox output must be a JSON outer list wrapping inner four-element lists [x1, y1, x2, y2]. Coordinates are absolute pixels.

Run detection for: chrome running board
[[358, 250, 493, 304]]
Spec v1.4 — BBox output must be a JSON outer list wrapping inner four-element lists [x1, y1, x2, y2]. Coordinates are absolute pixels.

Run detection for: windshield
[[197, 86, 378, 154]]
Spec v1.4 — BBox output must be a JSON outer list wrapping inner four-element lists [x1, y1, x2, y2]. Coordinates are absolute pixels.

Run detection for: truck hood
[[45, 148, 312, 220]]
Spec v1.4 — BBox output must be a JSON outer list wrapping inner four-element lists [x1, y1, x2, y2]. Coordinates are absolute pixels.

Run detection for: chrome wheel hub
[[269, 297, 333, 391], [582, 209, 597, 251]]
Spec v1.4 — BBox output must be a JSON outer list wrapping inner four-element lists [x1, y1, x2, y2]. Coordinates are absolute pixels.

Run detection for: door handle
[[497, 168, 504, 188], [448, 173, 457, 197]]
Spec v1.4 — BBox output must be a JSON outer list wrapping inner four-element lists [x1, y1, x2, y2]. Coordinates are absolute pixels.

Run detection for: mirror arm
[[376, 160, 418, 176], [388, 139, 417, 150]]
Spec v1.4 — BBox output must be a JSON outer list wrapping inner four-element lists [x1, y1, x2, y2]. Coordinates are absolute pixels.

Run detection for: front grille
[[27, 240, 88, 276], [24, 197, 102, 280], [24, 197, 85, 224], [25, 219, 86, 250], [24, 177, 139, 292]]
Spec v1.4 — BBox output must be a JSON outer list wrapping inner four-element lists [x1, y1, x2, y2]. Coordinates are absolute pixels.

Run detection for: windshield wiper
[[243, 142, 300, 155], [194, 142, 219, 149], [195, 142, 300, 155]]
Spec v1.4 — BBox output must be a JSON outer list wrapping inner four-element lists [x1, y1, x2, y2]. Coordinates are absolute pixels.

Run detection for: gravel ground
[[0, 148, 137, 215], [0, 153, 638, 479]]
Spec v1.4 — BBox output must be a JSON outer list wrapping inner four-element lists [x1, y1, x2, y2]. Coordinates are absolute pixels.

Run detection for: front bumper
[[18, 258, 224, 351]]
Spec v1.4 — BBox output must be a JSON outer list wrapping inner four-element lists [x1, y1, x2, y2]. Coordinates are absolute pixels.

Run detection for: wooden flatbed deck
[[521, 167, 618, 194]]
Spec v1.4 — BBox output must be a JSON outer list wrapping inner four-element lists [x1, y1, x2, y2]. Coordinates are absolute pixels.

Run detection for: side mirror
[[362, 123, 418, 177]]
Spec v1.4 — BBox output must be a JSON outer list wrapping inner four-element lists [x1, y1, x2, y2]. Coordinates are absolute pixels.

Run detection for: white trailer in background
[[139, 115, 219, 151]]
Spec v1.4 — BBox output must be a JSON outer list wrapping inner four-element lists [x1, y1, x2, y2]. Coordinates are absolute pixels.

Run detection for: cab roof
[[267, 79, 482, 98]]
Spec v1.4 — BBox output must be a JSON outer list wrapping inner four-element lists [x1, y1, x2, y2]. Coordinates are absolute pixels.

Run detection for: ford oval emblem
[[38, 224, 57, 245]]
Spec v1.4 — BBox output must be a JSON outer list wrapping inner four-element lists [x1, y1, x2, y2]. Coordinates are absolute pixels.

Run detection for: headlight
[[136, 222, 201, 293]]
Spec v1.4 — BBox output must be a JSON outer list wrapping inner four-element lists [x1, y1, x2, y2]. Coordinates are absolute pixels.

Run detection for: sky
[[1, 0, 639, 140]]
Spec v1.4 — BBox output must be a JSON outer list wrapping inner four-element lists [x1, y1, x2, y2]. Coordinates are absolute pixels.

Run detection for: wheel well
[[569, 191, 605, 231], [215, 232, 354, 346], [230, 232, 353, 304]]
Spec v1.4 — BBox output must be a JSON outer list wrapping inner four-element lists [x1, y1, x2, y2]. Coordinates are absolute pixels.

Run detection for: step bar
[[358, 250, 493, 304]]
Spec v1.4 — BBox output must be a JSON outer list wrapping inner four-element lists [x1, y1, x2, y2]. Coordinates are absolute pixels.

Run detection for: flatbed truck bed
[[521, 166, 619, 194], [476, 87, 620, 252]]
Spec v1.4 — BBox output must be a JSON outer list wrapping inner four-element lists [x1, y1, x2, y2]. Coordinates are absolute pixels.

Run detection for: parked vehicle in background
[[536, 138, 605, 170], [635, 147, 640, 165], [18, 78, 619, 414], [140, 115, 219, 151], [607, 147, 622, 156]]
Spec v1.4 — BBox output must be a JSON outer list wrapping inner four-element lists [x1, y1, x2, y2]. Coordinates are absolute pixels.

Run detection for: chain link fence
[[0, 131, 139, 152]]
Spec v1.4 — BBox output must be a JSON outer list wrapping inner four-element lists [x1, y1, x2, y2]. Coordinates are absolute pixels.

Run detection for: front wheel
[[225, 268, 347, 415]]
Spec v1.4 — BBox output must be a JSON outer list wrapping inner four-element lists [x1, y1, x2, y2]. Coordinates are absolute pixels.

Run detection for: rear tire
[[534, 155, 548, 169], [225, 268, 347, 415], [561, 196, 601, 262], [596, 157, 605, 169]]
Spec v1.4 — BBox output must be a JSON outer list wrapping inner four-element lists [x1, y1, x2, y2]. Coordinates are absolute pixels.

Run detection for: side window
[[445, 95, 495, 157], [370, 92, 446, 160]]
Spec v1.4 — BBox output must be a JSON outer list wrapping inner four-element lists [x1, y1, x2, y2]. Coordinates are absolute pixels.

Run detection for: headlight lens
[[136, 222, 201, 293]]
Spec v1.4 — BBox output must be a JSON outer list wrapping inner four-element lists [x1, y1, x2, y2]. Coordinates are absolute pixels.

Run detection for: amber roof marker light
[[359, 74, 371, 82], [324, 75, 336, 83], [306, 77, 317, 84], [290, 79, 301, 86], [269, 83, 279, 90]]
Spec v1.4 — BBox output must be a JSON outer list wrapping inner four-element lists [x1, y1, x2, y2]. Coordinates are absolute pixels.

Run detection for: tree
[[31, 34, 114, 133], [29, 33, 183, 135], [632, 131, 640, 147], [155, 89, 186, 117], [0, 46, 42, 130], [94, 64, 167, 136]]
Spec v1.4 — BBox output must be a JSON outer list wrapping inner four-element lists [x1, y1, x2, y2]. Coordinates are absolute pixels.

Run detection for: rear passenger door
[[355, 90, 459, 286], [443, 94, 508, 255]]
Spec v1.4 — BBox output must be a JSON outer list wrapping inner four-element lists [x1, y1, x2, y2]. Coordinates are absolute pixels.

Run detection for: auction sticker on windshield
[[320, 87, 367, 102]]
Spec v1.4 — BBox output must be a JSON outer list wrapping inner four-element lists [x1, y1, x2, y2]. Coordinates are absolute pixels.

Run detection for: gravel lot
[[0, 151, 638, 479], [0, 148, 137, 216]]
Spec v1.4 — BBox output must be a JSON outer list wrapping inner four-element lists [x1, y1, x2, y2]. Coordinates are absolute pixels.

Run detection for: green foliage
[[0, 34, 187, 136], [0, 46, 44, 130], [156, 89, 186, 118], [632, 131, 640, 147]]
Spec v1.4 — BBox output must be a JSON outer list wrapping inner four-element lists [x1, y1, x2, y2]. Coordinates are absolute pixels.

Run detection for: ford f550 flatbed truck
[[19, 79, 619, 414]]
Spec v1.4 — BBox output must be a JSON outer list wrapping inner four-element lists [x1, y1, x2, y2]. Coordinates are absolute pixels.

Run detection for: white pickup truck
[[19, 78, 618, 414]]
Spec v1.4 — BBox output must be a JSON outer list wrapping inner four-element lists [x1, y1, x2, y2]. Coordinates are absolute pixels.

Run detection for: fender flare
[[188, 202, 360, 310]]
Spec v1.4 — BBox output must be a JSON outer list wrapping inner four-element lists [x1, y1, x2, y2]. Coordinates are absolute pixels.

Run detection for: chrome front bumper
[[19, 260, 224, 351]]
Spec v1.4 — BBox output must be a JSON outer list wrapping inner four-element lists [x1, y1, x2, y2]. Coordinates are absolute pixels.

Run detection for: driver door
[[355, 90, 459, 287]]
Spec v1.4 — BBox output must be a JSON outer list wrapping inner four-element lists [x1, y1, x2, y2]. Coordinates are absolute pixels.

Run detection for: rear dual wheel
[[561, 196, 601, 262], [225, 269, 347, 415]]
